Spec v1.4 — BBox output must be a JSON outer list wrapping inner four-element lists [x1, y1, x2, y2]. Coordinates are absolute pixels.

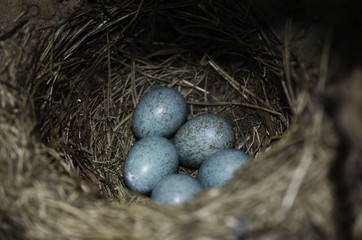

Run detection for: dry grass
[[33, 0, 288, 202]]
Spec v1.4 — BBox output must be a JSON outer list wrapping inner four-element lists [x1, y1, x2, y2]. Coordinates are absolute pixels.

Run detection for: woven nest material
[[0, 1, 361, 240]]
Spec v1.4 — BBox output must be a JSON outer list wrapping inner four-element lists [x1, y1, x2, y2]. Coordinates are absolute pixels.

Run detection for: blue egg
[[196, 149, 251, 188], [132, 87, 187, 139], [151, 174, 202, 205], [123, 136, 179, 194], [174, 114, 235, 169]]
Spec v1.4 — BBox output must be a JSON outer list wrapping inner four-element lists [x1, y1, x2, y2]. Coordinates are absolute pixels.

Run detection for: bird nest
[[1, 1, 361, 239]]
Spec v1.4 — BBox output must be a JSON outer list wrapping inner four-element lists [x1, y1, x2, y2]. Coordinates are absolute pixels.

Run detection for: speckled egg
[[123, 136, 179, 194], [174, 114, 235, 169], [151, 174, 202, 205], [196, 149, 251, 188], [132, 87, 187, 139]]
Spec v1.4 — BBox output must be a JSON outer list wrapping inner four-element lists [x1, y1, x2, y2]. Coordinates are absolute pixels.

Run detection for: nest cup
[[36, 1, 288, 203], [2, 0, 358, 239]]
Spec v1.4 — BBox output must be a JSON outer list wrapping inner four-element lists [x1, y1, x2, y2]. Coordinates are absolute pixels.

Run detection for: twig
[[188, 101, 285, 117], [281, 141, 313, 211], [317, 28, 333, 92], [106, 30, 112, 116], [113, 113, 133, 132], [182, 80, 209, 94], [282, 18, 295, 109]]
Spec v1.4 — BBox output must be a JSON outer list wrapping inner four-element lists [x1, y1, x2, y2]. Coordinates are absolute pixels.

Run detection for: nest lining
[[34, 0, 290, 203]]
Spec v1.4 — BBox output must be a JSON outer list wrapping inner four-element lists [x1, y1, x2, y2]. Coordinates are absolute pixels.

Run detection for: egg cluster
[[123, 87, 251, 205]]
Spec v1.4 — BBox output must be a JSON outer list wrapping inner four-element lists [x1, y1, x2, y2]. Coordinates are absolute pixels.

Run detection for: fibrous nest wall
[[0, 0, 361, 240]]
